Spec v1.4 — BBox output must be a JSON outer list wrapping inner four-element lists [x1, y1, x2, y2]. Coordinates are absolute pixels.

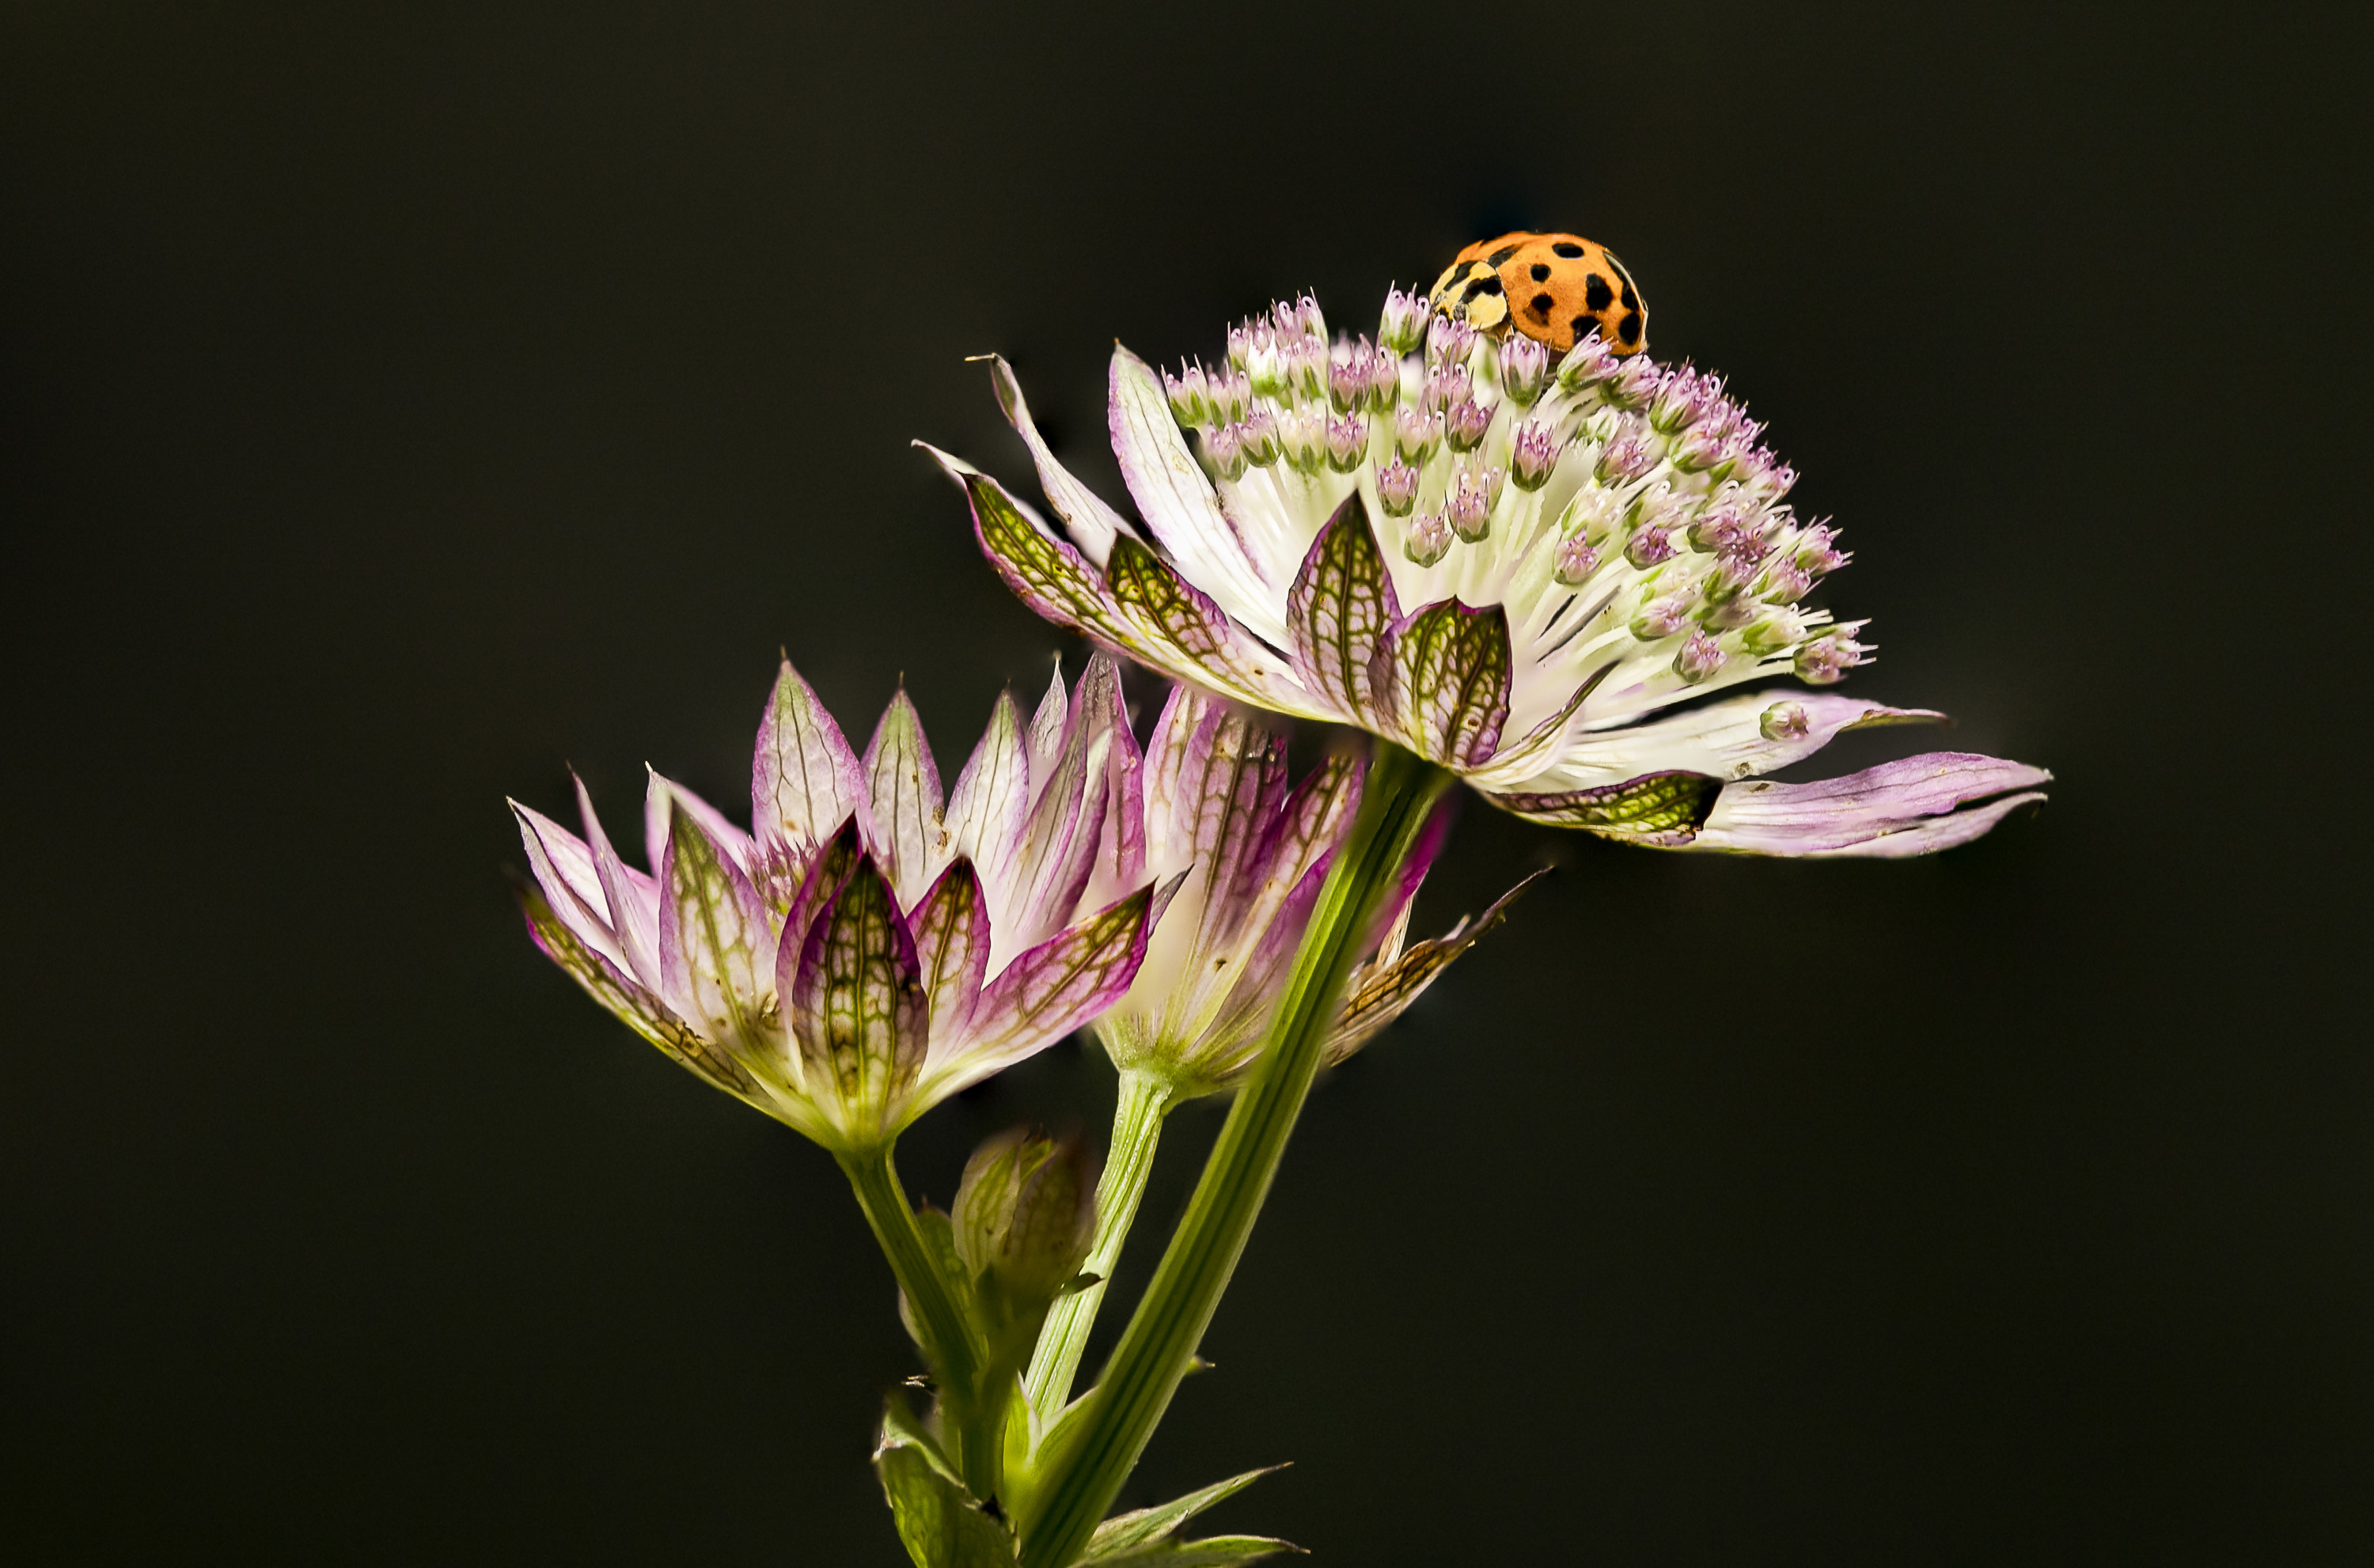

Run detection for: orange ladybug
[[1427, 231, 1648, 356]]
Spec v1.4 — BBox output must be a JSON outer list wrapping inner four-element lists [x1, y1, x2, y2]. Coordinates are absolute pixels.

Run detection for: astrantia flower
[[510, 654, 1177, 1153], [1097, 685, 1526, 1099], [923, 292, 2046, 855]]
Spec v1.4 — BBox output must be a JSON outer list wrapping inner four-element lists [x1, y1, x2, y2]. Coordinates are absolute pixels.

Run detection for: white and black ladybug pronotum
[[1427, 231, 1648, 356]]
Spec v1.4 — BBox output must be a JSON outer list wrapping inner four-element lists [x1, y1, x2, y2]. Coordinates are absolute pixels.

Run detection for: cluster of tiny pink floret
[[1161, 290, 1872, 691]]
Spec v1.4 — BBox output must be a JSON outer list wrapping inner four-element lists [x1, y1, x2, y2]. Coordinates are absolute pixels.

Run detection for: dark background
[[4, 3, 2365, 1562]]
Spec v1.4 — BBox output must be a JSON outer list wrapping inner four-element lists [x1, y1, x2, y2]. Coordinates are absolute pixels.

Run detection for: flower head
[[1094, 687, 1528, 1099], [510, 655, 1177, 1152], [923, 292, 2047, 855]]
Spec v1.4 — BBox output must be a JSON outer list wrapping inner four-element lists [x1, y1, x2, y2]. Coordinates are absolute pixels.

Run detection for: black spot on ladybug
[[1552, 241, 1585, 259], [1583, 274, 1614, 311], [1529, 263, 1552, 282], [1473, 275, 1503, 297], [1571, 315, 1595, 343], [1619, 277, 1639, 309], [1530, 293, 1554, 318], [1486, 243, 1521, 266], [1617, 310, 1642, 345]]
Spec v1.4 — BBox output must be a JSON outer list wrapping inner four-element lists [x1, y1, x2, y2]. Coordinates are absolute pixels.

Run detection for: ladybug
[[1427, 231, 1648, 356]]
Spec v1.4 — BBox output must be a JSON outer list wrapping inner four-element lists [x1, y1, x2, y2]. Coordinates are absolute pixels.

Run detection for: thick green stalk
[[1017, 743, 1452, 1568], [1023, 1068, 1174, 1429], [840, 1140, 992, 1494]]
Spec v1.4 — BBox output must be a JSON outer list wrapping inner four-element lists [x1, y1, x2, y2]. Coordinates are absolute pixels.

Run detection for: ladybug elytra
[[1427, 231, 1648, 356]]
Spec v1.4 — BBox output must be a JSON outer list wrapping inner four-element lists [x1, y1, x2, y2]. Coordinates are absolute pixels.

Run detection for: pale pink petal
[[515, 873, 767, 1104], [510, 800, 627, 970], [987, 354, 1134, 567], [752, 657, 863, 856], [860, 688, 949, 911], [1687, 752, 2051, 858], [656, 791, 777, 1047], [1108, 346, 1282, 642], [645, 767, 755, 879], [1521, 690, 1949, 790], [944, 689, 1031, 901], [574, 774, 661, 991], [929, 877, 1174, 1100]]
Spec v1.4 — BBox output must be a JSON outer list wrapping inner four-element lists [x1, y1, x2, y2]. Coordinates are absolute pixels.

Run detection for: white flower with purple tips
[[923, 287, 2048, 856]]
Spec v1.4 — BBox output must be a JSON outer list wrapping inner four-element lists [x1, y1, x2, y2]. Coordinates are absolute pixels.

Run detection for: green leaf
[[1087, 1537, 1299, 1567], [1491, 769, 1721, 841], [1080, 1467, 1281, 1559], [877, 1442, 1018, 1568]]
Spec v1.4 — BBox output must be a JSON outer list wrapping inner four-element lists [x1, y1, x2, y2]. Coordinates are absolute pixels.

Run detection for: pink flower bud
[[1553, 535, 1600, 587], [1673, 629, 1728, 684], [1404, 509, 1454, 566]]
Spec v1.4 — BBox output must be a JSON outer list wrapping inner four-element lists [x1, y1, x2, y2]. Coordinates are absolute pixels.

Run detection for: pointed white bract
[[928, 295, 2047, 855], [1095, 686, 1528, 1098], [513, 655, 1176, 1151]]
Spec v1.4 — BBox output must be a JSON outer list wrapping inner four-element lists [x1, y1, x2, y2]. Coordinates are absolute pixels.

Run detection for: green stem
[[1016, 743, 1452, 1568], [840, 1140, 992, 1495], [1023, 1068, 1174, 1430]]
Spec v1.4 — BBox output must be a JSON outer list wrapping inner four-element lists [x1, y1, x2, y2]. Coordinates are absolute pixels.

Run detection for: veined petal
[[929, 877, 1176, 1102], [861, 688, 948, 910], [1189, 851, 1332, 1070], [1001, 677, 1115, 955], [1286, 492, 1401, 721], [1140, 684, 1219, 877], [910, 857, 992, 1042], [752, 657, 863, 857], [988, 353, 1132, 567], [510, 800, 624, 969], [1109, 346, 1284, 643], [645, 767, 756, 881], [1326, 871, 1542, 1062], [515, 875, 772, 1106], [1685, 752, 2050, 858], [788, 854, 929, 1138], [574, 775, 661, 990], [778, 816, 865, 992], [946, 688, 1031, 898], [1371, 598, 1514, 768], [1489, 770, 1721, 843], [1087, 653, 1148, 899], [657, 793, 777, 1049], [1026, 661, 1070, 791], [1102, 536, 1319, 716], [1515, 690, 1950, 790], [1177, 712, 1289, 954], [1248, 751, 1362, 903]]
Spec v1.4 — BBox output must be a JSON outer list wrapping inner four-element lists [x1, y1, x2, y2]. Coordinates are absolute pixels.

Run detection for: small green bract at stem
[[1016, 741, 1454, 1568]]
